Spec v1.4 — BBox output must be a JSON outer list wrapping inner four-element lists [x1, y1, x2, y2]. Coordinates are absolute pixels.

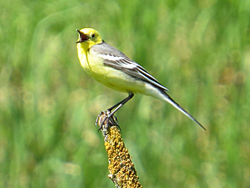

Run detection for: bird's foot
[[95, 110, 120, 131]]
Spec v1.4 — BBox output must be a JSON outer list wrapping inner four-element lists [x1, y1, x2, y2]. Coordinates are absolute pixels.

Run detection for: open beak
[[76, 29, 88, 43]]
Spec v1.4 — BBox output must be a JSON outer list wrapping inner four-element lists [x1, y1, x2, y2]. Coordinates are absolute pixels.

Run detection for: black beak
[[76, 29, 88, 43]]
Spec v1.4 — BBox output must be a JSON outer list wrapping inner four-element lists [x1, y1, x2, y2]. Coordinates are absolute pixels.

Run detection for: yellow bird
[[76, 28, 205, 130]]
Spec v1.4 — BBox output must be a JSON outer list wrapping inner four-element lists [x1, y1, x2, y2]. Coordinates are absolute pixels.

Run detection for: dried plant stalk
[[97, 111, 142, 188]]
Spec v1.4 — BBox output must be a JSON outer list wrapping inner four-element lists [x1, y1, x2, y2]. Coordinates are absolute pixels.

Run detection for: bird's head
[[76, 28, 103, 50]]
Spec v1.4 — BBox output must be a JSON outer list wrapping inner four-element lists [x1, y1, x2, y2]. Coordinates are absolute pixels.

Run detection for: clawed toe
[[96, 110, 120, 131]]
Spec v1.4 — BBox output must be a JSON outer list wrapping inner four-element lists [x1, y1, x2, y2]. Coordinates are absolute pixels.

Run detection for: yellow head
[[76, 28, 103, 51]]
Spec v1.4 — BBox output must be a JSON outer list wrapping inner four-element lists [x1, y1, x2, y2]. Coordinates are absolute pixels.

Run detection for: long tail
[[162, 92, 206, 130]]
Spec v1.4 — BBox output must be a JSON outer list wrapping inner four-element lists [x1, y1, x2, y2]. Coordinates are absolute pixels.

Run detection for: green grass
[[1, 0, 250, 187]]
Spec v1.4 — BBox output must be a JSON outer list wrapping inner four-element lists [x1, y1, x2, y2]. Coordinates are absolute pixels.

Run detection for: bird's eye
[[91, 33, 95, 38]]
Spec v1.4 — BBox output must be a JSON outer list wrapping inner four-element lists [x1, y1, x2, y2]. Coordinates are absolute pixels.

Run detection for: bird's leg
[[96, 93, 134, 129], [107, 93, 134, 112]]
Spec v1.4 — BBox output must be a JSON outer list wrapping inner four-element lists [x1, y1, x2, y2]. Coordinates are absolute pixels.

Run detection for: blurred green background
[[1, 0, 250, 187]]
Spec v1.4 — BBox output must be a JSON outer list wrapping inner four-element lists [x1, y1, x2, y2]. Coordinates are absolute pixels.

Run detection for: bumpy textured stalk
[[97, 111, 142, 188]]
